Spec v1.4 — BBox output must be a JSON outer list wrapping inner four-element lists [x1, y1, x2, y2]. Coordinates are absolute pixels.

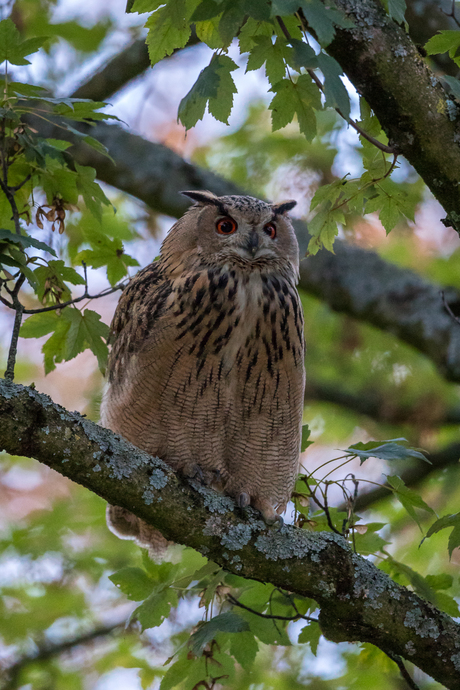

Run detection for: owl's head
[[162, 190, 300, 279]]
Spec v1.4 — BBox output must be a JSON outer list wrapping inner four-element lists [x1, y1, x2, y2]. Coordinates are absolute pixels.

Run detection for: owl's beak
[[245, 232, 259, 258]]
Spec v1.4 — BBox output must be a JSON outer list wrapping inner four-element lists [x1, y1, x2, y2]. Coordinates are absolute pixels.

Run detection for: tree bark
[[1, 377, 460, 688]]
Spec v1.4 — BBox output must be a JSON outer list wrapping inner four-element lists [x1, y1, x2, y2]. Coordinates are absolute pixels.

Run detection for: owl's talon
[[237, 492, 251, 509], [183, 463, 205, 482], [274, 514, 284, 530]]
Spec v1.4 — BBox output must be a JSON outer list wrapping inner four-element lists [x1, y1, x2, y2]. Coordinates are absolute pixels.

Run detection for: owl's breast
[[172, 264, 304, 379]]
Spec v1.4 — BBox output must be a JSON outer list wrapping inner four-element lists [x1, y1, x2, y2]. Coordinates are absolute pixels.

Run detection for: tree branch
[[325, 0, 460, 232], [70, 30, 200, 102], [22, 115, 460, 383], [1, 377, 460, 688], [305, 378, 460, 428], [1, 621, 127, 690]]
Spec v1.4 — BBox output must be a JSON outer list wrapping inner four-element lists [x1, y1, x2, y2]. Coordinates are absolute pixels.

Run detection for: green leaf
[[65, 308, 110, 371], [20, 311, 61, 339], [160, 655, 208, 690], [289, 38, 318, 71], [77, 231, 139, 286], [24, 308, 109, 374], [178, 54, 238, 129], [33, 260, 85, 304], [145, 0, 192, 67], [0, 18, 48, 66], [195, 18, 222, 49], [269, 74, 320, 140], [109, 567, 154, 601], [218, 0, 247, 46], [346, 439, 429, 465], [0, 229, 56, 256], [298, 0, 353, 47], [189, 612, 249, 656], [386, 475, 435, 531], [246, 36, 291, 86], [9, 81, 49, 97], [74, 164, 112, 221], [425, 30, 460, 60], [238, 607, 291, 646], [383, 556, 436, 602], [134, 588, 178, 630], [298, 621, 321, 655], [317, 52, 350, 119], [425, 513, 460, 558], [425, 573, 453, 591], [382, 0, 406, 24], [352, 528, 389, 556], [301, 424, 313, 452], [191, 0, 221, 21], [229, 630, 259, 670], [307, 207, 344, 254]]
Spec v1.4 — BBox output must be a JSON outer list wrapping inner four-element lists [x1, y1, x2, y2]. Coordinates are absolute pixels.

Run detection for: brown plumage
[[101, 191, 305, 551]]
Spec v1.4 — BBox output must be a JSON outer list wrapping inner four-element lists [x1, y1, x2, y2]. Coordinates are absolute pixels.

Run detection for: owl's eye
[[264, 222, 276, 240], [216, 217, 238, 235]]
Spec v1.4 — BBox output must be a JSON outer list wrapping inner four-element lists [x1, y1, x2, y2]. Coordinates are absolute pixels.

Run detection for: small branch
[[442, 289, 460, 325], [385, 651, 421, 690], [4, 274, 25, 381], [276, 16, 397, 156], [0, 280, 127, 315], [0, 177, 21, 235], [1, 621, 126, 690], [10, 173, 31, 193], [442, 0, 460, 29], [227, 594, 317, 623]]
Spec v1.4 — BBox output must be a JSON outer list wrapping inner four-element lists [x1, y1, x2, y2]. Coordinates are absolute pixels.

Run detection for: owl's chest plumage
[[102, 256, 305, 512]]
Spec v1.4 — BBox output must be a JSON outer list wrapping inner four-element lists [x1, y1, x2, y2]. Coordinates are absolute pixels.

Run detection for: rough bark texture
[[327, 0, 460, 231], [1, 377, 460, 688]]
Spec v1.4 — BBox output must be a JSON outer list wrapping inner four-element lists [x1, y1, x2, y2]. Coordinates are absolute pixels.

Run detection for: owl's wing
[[106, 260, 171, 383]]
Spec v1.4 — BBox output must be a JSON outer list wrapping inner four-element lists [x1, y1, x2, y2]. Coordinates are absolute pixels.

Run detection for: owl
[[100, 191, 305, 550]]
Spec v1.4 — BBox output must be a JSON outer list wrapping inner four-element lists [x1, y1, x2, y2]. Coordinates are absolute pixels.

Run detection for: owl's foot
[[183, 462, 205, 482], [252, 497, 284, 527], [237, 492, 251, 509]]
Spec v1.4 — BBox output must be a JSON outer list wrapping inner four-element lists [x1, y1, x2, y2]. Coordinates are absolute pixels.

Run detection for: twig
[[0, 177, 21, 235], [0, 621, 126, 690], [442, 0, 460, 29], [442, 290, 460, 325], [276, 16, 397, 155], [10, 173, 32, 193], [4, 274, 25, 381], [227, 594, 317, 623], [385, 650, 421, 690], [0, 280, 127, 315]]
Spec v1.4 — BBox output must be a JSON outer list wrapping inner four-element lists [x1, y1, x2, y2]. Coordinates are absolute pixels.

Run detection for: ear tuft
[[181, 190, 220, 205], [272, 200, 297, 215]]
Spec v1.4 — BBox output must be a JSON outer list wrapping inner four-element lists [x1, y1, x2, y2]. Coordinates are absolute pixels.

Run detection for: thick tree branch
[[1, 378, 460, 688], [305, 378, 460, 427], [24, 116, 460, 383], [326, 0, 460, 231], [1, 621, 126, 690], [70, 30, 200, 102]]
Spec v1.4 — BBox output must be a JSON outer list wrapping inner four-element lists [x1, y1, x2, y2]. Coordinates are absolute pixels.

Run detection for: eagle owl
[[100, 191, 305, 550]]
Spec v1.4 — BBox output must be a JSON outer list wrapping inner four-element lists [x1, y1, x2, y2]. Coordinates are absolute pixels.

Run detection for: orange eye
[[264, 222, 276, 240], [216, 217, 237, 235]]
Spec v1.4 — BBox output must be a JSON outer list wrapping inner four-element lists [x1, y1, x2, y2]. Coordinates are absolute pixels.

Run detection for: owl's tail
[[106, 504, 172, 561]]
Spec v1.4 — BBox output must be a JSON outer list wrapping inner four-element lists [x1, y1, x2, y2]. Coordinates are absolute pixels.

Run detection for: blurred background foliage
[[1, 0, 460, 688]]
